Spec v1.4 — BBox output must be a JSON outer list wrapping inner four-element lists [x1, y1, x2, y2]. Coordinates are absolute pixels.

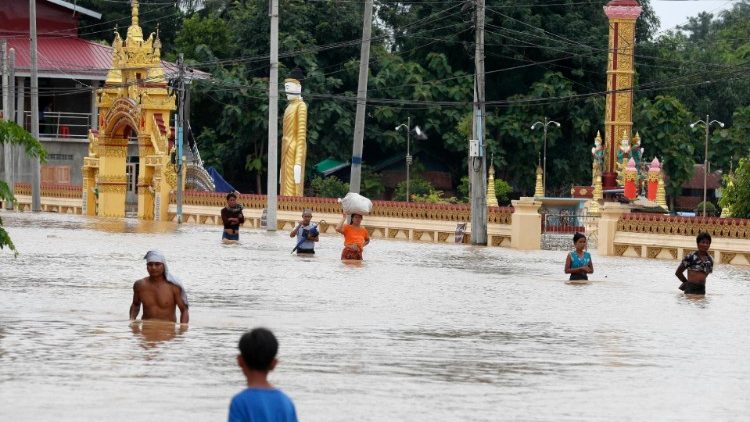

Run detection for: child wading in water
[[675, 232, 713, 295], [564, 232, 594, 281], [228, 328, 298, 422]]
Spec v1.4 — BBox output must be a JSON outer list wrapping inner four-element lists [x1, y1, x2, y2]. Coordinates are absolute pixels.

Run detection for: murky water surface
[[1, 211, 749, 421]]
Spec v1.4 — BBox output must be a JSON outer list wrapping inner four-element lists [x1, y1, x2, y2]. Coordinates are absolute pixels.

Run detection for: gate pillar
[[511, 197, 542, 250], [597, 202, 631, 256]]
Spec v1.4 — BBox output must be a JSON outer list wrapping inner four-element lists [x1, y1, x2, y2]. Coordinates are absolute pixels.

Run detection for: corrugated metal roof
[[4, 37, 113, 79], [2, 37, 209, 81]]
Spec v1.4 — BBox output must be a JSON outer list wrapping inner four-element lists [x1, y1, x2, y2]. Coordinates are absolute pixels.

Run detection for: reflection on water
[[131, 321, 188, 350], [1, 211, 750, 421]]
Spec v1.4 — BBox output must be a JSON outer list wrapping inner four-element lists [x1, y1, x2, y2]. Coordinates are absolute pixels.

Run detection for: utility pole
[[470, 0, 487, 245], [349, 0, 374, 193], [5, 47, 15, 210], [30, 0, 41, 212], [266, 0, 279, 231], [176, 53, 185, 224], [2, 41, 10, 203], [2, 41, 7, 121]]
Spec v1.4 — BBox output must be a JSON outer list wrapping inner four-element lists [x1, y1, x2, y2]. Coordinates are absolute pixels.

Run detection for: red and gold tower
[[602, 0, 642, 190]]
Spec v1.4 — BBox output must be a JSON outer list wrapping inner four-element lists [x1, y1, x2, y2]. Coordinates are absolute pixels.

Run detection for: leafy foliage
[[720, 155, 750, 219], [393, 177, 433, 202], [310, 176, 349, 199], [0, 120, 47, 255], [694, 201, 719, 217], [494, 178, 512, 205], [633, 96, 695, 206]]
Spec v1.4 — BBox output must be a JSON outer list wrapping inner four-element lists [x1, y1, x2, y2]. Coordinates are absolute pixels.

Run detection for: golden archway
[[82, 0, 176, 220]]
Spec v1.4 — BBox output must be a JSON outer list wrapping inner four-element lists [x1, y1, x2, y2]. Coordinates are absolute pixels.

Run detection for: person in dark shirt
[[221, 192, 245, 242], [675, 232, 713, 295]]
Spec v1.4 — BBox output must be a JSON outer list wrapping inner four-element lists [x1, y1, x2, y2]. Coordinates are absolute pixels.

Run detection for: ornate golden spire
[[127, 0, 143, 43], [486, 156, 499, 207], [534, 165, 544, 198]]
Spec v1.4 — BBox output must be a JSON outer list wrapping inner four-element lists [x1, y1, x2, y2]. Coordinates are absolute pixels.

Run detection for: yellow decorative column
[[98, 137, 128, 217], [656, 173, 668, 210], [534, 165, 544, 198], [487, 164, 499, 207], [602, 0, 642, 190]]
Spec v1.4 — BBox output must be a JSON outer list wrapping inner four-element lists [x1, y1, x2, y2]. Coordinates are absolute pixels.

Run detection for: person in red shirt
[[335, 212, 370, 260]]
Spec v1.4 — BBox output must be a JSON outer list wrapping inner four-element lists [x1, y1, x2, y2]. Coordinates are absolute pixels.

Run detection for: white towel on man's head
[[143, 250, 189, 307]]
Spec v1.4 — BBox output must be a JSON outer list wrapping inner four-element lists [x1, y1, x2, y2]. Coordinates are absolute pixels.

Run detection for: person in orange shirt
[[335, 212, 370, 260]]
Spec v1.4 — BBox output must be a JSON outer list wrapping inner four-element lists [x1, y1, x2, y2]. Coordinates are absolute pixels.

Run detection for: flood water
[[1, 211, 749, 421]]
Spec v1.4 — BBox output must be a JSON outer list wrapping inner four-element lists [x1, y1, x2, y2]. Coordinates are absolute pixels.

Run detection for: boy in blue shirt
[[228, 328, 298, 422]]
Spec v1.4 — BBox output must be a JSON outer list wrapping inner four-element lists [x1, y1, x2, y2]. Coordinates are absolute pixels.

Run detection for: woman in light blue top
[[564, 232, 594, 281]]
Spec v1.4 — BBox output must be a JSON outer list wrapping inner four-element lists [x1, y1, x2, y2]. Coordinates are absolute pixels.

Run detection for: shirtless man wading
[[129, 250, 190, 323]]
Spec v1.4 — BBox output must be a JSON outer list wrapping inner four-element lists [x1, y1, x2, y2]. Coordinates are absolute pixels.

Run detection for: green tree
[[0, 121, 47, 254], [394, 177, 433, 202], [720, 155, 750, 218], [310, 175, 349, 199], [494, 178, 512, 205], [633, 96, 695, 209]]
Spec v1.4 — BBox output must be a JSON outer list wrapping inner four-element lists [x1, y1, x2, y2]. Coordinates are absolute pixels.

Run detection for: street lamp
[[531, 117, 561, 197], [690, 114, 725, 216], [396, 117, 426, 202]]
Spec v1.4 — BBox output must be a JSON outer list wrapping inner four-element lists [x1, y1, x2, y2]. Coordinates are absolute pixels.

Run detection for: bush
[[310, 175, 349, 198], [695, 201, 719, 217], [494, 179, 512, 205], [394, 177, 433, 201], [457, 175, 512, 205]]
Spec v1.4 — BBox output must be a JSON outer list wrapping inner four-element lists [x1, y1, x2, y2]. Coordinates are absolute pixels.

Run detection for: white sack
[[338, 192, 373, 215]]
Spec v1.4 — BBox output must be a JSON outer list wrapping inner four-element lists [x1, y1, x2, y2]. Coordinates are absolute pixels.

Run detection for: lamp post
[[690, 114, 725, 217], [396, 118, 426, 202], [531, 117, 560, 197]]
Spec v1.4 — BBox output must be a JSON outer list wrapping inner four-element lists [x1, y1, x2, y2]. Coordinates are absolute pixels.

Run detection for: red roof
[[606, 0, 640, 6], [1, 36, 208, 81], [3, 36, 113, 79], [683, 164, 722, 190]]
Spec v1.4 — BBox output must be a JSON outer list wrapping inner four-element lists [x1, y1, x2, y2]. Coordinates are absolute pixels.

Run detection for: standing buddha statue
[[280, 67, 308, 196]]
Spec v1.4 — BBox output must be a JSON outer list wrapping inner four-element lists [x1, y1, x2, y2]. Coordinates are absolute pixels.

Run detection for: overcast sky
[[651, 0, 738, 33]]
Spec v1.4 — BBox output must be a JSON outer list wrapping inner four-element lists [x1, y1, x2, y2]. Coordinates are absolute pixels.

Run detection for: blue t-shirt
[[228, 388, 297, 422]]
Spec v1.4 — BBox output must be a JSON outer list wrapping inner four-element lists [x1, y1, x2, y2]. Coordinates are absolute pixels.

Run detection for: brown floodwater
[[1, 211, 749, 421]]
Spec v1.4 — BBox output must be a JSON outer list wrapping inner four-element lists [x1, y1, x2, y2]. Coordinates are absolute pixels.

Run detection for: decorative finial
[[153, 23, 162, 52], [132, 0, 139, 27]]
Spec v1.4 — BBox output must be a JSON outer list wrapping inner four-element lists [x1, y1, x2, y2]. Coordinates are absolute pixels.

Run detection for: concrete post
[[597, 202, 631, 256], [510, 197, 542, 250]]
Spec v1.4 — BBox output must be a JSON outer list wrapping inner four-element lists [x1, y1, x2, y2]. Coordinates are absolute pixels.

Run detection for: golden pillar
[[280, 67, 308, 196], [487, 164, 499, 207], [602, 0, 642, 190], [534, 165, 544, 198], [97, 137, 128, 217], [656, 173, 668, 210]]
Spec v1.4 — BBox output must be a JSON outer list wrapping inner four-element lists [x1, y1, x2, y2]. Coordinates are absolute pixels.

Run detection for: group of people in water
[[220, 192, 371, 261], [125, 193, 715, 421], [564, 230, 713, 295]]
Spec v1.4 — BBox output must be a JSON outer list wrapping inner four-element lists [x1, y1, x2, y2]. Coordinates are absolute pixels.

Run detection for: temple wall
[[610, 212, 750, 266]]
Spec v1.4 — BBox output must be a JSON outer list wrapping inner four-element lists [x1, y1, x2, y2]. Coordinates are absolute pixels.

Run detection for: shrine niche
[[82, 0, 177, 220]]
